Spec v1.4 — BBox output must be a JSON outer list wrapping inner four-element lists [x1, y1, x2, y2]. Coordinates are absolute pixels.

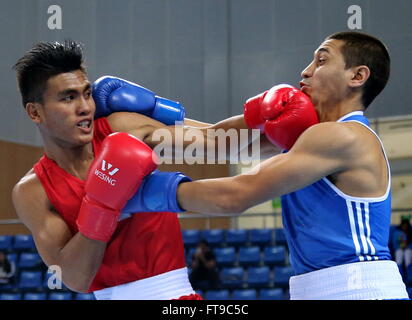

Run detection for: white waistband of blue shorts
[[289, 260, 408, 300], [93, 267, 195, 300]]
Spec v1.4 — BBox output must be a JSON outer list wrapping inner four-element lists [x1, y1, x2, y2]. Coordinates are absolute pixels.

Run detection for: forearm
[[221, 116, 281, 158], [209, 114, 248, 131], [56, 233, 106, 292], [142, 116, 245, 162], [196, 114, 257, 162], [207, 115, 282, 160], [177, 153, 298, 215], [184, 118, 211, 128], [177, 176, 249, 214], [143, 114, 264, 162]]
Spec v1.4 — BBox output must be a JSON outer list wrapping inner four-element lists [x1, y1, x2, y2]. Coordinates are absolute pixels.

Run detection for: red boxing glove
[[76, 132, 158, 242], [243, 90, 268, 131], [244, 84, 319, 150]]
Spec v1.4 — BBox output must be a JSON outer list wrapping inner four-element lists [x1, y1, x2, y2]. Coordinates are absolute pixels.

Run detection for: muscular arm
[[107, 112, 280, 162], [176, 122, 358, 214], [12, 173, 105, 292]]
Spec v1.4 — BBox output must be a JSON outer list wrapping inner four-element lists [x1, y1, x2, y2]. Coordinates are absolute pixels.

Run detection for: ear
[[25, 102, 43, 124], [348, 65, 370, 88]]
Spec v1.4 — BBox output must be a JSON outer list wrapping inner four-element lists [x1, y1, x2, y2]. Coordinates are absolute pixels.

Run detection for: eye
[[61, 95, 74, 102], [85, 90, 92, 98], [317, 57, 326, 65]]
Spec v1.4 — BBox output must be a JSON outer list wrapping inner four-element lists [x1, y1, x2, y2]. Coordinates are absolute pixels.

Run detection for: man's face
[[36, 70, 95, 147], [300, 39, 353, 108]]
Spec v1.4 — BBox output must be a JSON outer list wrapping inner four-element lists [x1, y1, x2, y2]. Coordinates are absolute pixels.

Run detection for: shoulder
[[13, 169, 39, 194], [12, 169, 49, 218], [299, 121, 359, 146], [291, 121, 360, 158], [13, 169, 44, 202]]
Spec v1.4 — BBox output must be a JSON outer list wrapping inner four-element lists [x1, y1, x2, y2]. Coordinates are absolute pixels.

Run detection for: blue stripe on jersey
[[281, 111, 392, 275]]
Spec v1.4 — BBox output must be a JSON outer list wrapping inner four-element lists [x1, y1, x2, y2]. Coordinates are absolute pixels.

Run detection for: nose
[[301, 61, 314, 79], [77, 95, 94, 116]]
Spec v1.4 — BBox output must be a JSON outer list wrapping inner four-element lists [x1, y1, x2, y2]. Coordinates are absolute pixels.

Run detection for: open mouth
[[77, 120, 92, 129]]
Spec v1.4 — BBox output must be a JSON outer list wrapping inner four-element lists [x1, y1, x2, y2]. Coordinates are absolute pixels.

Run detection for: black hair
[[326, 31, 390, 108], [13, 40, 86, 108]]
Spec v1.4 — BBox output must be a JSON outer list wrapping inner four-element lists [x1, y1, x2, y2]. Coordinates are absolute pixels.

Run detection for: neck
[[315, 96, 364, 122], [42, 134, 94, 179]]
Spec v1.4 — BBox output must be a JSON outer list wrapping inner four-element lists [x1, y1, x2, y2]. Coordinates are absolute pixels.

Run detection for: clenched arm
[[176, 122, 358, 214], [12, 174, 106, 292], [107, 112, 279, 162]]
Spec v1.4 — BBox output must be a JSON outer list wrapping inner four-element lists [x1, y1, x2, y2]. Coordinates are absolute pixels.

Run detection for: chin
[[302, 87, 314, 101], [76, 135, 93, 146]]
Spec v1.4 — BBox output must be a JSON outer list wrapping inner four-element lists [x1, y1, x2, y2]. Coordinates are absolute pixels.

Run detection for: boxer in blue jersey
[[171, 31, 409, 299]]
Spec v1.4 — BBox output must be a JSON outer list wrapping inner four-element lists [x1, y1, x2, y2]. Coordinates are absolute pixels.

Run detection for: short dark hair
[[13, 40, 86, 108], [326, 31, 390, 108]]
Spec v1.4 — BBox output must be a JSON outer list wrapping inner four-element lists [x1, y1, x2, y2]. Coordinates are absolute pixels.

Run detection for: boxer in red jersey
[[11, 42, 209, 299], [11, 41, 316, 299]]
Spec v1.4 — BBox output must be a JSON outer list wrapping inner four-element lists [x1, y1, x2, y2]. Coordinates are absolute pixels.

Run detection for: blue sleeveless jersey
[[281, 111, 392, 275]]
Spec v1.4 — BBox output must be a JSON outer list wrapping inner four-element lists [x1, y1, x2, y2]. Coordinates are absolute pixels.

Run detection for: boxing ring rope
[[178, 212, 280, 229], [0, 208, 411, 230], [0, 219, 21, 225], [0, 212, 276, 229], [177, 208, 412, 229]]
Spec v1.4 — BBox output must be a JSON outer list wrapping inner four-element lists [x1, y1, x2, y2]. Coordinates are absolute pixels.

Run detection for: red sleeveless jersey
[[33, 118, 186, 292]]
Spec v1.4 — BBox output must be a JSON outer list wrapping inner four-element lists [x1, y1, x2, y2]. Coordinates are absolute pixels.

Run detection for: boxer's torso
[[281, 111, 392, 275], [33, 117, 187, 292]]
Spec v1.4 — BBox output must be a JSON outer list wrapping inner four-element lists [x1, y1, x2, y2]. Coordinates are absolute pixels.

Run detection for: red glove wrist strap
[[76, 197, 120, 242]]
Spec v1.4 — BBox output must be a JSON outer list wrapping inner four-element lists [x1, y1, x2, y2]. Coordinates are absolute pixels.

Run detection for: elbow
[[231, 200, 250, 215], [212, 178, 254, 214], [60, 272, 94, 293], [216, 192, 250, 214], [63, 279, 92, 293]]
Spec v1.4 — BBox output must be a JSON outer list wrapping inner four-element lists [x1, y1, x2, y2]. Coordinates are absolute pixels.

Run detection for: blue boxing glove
[[122, 170, 191, 213], [92, 76, 185, 125]]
